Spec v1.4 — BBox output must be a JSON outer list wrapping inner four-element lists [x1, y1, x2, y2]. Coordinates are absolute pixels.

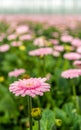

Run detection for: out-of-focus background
[[0, 0, 80, 14]]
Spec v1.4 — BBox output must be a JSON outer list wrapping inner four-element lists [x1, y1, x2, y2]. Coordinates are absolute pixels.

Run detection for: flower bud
[[55, 119, 62, 127], [31, 108, 42, 121]]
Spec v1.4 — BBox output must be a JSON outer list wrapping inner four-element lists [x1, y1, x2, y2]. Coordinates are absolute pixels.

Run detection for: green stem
[[38, 120, 40, 130], [28, 96, 32, 130], [72, 84, 79, 114], [41, 56, 46, 77]]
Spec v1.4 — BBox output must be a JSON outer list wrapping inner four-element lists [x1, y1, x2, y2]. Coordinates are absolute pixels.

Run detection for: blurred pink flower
[[0, 44, 10, 52], [16, 25, 29, 34], [61, 69, 81, 79], [8, 69, 26, 77], [61, 35, 73, 42], [9, 78, 50, 97], [34, 37, 47, 47], [63, 52, 81, 60], [52, 50, 60, 57], [71, 38, 81, 47], [73, 60, 81, 68], [76, 47, 81, 54], [50, 39, 59, 45], [29, 47, 53, 56], [11, 41, 22, 47], [7, 34, 17, 40], [54, 45, 64, 52], [19, 34, 32, 41]]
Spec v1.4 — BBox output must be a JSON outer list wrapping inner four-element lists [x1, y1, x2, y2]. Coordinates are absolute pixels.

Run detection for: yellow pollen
[[26, 83, 32, 87]]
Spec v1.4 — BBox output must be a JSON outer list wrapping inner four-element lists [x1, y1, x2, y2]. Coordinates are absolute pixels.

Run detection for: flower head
[[29, 47, 52, 56], [8, 69, 26, 77], [61, 69, 81, 79], [73, 60, 81, 68], [54, 45, 64, 52], [61, 35, 73, 42], [34, 37, 47, 47], [7, 34, 17, 40], [63, 52, 81, 60], [11, 41, 22, 47], [19, 34, 32, 41], [76, 47, 81, 54], [31, 108, 42, 120], [16, 25, 29, 34], [55, 119, 62, 127], [71, 38, 81, 47], [9, 78, 50, 97], [0, 44, 10, 52]]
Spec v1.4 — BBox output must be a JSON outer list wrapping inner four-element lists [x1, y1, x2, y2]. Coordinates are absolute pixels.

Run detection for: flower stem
[[72, 84, 79, 114], [28, 96, 32, 130], [38, 120, 40, 130], [41, 56, 45, 77]]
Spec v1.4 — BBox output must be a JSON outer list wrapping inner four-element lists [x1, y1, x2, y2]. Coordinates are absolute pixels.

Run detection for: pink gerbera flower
[[0, 44, 10, 52], [8, 69, 26, 77], [63, 52, 81, 60], [7, 34, 17, 40], [71, 38, 81, 47], [11, 41, 22, 47], [34, 37, 47, 47], [50, 39, 59, 45], [73, 60, 81, 68], [61, 69, 81, 79], [54, 45, 64, 52], [52, 50, 60, 57], [61, 35, 73, 43], [16, 25, 29, 34], [19, 34, 32, 41], [29, 47, 53, 56], [76, 47, 81, 54], [9, 78, 50, 97]]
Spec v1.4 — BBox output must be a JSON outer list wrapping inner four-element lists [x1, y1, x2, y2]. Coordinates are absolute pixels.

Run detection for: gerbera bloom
[[19, 34, 32, 41], [61, 35, 73, 43], [52, 50, 60, 57], [34, 37, 47, 47], [29, 47, 53, 56], [71, 38, 81, 47], [0, 44, 10, 52], [16, 25, 29, 34], [8, 69, 26, 77], [7, 34, 17, 40], [53, 45, 64, 52], [73, 60, 81, 68], [63, 52, 81, 60], [9, 78, 50, 97], [76, 47, 81, 54], [50, 39, 59, 45], [61, 69, 81, 79], [11, 41, 22, 47]]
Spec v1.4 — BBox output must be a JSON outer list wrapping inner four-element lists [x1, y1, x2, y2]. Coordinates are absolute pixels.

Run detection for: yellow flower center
[[26, 83, 32, 87]]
